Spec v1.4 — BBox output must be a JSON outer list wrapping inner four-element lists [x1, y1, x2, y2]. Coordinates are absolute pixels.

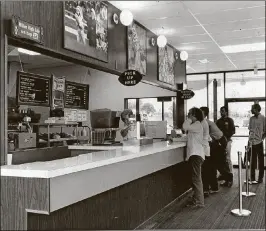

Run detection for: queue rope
[[231, 151, 251, 216]]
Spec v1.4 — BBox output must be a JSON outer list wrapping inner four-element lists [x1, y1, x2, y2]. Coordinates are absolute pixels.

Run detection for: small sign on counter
[[118, 70, 142, 86]]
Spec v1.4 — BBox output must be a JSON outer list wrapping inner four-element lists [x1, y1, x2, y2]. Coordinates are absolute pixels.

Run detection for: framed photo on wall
[[63, 1, 108, 62], [127, 21, 147, 75], [158, 45, 175, 85]]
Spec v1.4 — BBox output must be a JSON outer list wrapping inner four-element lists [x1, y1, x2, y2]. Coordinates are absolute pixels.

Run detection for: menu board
[[65, 81, 89, 109], [17, 71, 51, 106]]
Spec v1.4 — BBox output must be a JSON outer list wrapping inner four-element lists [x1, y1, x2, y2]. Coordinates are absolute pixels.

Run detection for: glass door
[[225, 99, 266, 166]]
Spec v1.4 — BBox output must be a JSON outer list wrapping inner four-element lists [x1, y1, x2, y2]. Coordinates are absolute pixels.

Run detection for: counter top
[[68, 144, 122, 150], [1, 141, 186, 179]]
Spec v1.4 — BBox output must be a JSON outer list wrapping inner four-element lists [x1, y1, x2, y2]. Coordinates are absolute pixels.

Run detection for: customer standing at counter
[[200, 107, 233, 189], [183, 107, 205, 208], [201, 113, 211, 197], [248, 103, 265, 183], [216, 106, 235, 180]]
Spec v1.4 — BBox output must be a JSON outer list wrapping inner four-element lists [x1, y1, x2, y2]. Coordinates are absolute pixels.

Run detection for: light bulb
[[180, 51, 188, 61], [157, 35, 167, 48], [120, 9, 133, 26]]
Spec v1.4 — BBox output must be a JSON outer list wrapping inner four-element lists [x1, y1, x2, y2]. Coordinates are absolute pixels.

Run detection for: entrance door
[[225, 98, 266, 166]]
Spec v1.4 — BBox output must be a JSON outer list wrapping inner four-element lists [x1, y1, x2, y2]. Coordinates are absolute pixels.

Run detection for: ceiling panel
[[184, 1, 265, 15], [195, 7, 265, 24], [211, 27, 265, 41], [217, 35, 265, 46], [203, 18, 265, 34], [170, 33, 212, 45]]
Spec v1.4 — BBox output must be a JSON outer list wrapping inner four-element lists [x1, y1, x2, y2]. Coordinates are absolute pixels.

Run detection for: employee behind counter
[[119, 109, 134, 140]]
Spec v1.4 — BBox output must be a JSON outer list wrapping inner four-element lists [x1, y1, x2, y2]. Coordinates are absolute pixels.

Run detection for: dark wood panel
[[9, 146, 71, 165], [2, 1, 186, 84], [1, 177, 50, 231], [27, 162, 191, 230], [0, 1, 8, 165]]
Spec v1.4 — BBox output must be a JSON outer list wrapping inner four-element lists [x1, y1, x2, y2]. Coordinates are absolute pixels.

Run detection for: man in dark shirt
[[216, 106, 235, 186]]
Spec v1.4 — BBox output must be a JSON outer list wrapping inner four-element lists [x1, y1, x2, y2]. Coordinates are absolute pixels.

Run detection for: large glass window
[[139, 98, 162, 121], [186, 74, 207, 112], [208, 73, 224, 121], [164, 98, 174, 133], [225, 70, 265, 98], [127, 99, 137, 115], [125, 97, 175, 134]]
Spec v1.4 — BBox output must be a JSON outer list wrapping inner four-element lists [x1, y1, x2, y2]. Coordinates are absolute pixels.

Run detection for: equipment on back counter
[[8, 107, 40, 151], [90, 109, 121, 145]]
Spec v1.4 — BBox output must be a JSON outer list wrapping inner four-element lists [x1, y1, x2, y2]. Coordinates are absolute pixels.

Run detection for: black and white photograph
[[1, 1, 265, 231], [158, 45, 175, 85], [128, 22, 147, 75], [64, 1, 108, 62]]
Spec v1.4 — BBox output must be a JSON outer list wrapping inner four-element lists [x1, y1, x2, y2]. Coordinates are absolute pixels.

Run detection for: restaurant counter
[[1, 141, 190, 230]]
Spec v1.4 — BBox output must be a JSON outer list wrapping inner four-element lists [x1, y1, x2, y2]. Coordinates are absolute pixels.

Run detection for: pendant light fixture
[[180, 51, 188, 61], [157, 27, 167, 48], [120, 9, 133, 26]]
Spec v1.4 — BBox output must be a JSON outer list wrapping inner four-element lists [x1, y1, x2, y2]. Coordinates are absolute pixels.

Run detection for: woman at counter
[[183, 107, 205, 209]]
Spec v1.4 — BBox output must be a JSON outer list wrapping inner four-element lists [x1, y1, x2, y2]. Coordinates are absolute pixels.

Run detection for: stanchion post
[[231, 151, 251, 216], [242, 146, 256, 197]]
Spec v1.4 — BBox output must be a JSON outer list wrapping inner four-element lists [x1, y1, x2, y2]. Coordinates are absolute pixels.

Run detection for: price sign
[[118, 70, 142, 86]]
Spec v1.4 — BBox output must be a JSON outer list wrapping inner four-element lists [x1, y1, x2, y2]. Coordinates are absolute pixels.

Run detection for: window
[[125, 97, 175, 134], [127, 98, 137, 115], [186, 74, 207, 112], [225, 70, 265, 98], [208, 73, 224, 121], [139, 98, 162, 121]]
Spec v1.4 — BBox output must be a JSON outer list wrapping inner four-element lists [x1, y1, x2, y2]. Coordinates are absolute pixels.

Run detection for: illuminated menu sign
[[65, 81, 89, 110], [118, 70, 142, 86], [17, 71, 51, 106], [11, 16, 44, 44]]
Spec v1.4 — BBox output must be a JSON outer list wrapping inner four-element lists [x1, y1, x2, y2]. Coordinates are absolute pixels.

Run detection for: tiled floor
[[137, 169, 265, 230]]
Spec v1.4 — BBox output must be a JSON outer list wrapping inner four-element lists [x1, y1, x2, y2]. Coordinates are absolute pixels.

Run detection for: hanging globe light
[[120, 9, 133, 26], [180, 51, 188, 61], [157, 35, 167, 48]]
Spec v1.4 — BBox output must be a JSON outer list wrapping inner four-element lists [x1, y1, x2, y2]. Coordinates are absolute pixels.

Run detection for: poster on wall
[[127, 22, 147, 75], [63, 1, 108, 62], [51, 75, 65, 109], [158, 45, 175, 85]]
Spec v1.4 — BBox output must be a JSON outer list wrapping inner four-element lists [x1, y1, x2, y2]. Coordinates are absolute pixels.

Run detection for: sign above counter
[[11, 16, 44, 44], [17, 71, 51, 107], [119, 70, 142, 86], [178, 89, 195, 100], [65, 81, 89, 110]]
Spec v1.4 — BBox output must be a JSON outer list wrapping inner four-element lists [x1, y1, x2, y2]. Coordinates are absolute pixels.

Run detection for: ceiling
[[110, 1, 265, 73], [8, 45, 71, 70]]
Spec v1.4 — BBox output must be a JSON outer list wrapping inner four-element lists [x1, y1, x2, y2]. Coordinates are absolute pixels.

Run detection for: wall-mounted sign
[[65, 81, 89, 110], [11, 16, 44, 44], [179, 89, 195, 100], [51, 75, 65, 109], [118, 70, 142, 86], [17, 71, 51, 107]]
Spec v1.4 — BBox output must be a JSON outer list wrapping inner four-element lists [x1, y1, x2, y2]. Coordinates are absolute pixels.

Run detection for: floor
[[137, 169, 265, 230]]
